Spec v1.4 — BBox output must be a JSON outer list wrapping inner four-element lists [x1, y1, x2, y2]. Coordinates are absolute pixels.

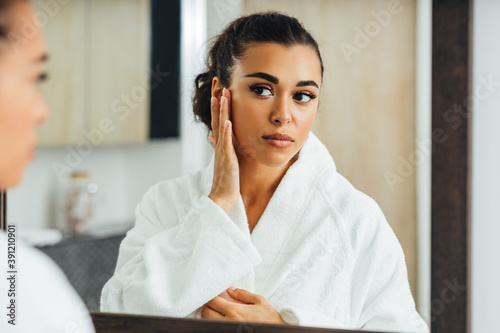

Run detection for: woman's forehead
[[234, 42, 322, 84], [3, 2, 46, 60]]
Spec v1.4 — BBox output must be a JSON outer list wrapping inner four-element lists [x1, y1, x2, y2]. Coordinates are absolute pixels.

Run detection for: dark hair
[[0, 0, 26, 39], [193, 11, 324, 133]]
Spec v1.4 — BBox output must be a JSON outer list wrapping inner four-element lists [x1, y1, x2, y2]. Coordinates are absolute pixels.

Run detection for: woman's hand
[[201, 288, 288, 325], [208, 88, 240, 214]]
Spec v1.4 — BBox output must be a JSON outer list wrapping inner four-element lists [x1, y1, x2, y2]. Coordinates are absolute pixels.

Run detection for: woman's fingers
[[210, 96, 219, 143], [224, 120, 232, 155], [220, 119, 225, 151], [219, 95, 229, 140], [220, 88, 233, 136], [210, 87, 232, 148], [202, 304, 226, 320], [225, 88, 232, 122], [207, 86, 240, 214]]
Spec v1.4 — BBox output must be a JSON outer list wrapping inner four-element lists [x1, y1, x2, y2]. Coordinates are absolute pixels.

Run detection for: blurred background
[[8, 0, 434, 327]]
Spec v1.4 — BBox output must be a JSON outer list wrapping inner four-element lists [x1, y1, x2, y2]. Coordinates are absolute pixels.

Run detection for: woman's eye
[[36, 72, 48, 84], [250, 85, 272, 97], [294, 92, 315, 103]]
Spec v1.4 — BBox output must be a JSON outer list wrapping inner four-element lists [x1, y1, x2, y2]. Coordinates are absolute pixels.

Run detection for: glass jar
[[65, 171, 93, 236]]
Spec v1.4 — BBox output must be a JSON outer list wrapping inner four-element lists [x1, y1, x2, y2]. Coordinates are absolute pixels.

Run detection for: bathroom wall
[[472, 0, 500, 332], [7, 140, 182, 230]]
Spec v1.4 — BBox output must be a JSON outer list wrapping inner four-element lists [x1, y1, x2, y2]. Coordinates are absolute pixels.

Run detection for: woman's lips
[[262, 133, 294, 141], [263, 138, 293, 148], [262, 133, 294, 148]]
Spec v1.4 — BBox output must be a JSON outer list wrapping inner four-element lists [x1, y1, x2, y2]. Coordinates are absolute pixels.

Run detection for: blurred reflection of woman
[[0, 1, 95, 332], [101, 11, 429, 332]]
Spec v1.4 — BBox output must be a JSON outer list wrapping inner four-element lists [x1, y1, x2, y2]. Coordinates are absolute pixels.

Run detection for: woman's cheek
[[231, 119, 261, 161], [230, 100, 252, 142], [297, 106, 317, 127], [233, 121, 252, 150]]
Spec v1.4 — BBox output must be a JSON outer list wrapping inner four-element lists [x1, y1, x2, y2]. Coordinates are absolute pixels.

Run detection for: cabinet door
[[89, 0, 151, 144], [36, 0, 86, 146]]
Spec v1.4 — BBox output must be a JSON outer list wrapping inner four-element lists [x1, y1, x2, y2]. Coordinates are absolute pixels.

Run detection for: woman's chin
[[0, 170, 24, 189], [235, 142, 300, 168], [240, 151, 295, 168]]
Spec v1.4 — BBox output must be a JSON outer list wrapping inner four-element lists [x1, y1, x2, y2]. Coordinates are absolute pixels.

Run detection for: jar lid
[[71, 171, 89, 179]]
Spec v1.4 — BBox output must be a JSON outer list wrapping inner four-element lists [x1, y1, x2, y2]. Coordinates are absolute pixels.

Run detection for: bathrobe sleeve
[[351, 203, 429, 332], [100, 181, 262, 317]]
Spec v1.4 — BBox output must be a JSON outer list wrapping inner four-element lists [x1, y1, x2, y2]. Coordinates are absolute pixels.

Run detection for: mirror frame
[[0, 0, 473, 331], [89, 312, 382, 333], [0, 191, 5, 231], [430, 0, 472, 333], [91, 0, 474, 331]]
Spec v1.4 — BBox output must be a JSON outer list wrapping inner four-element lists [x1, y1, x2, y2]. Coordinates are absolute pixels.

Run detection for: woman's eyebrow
[[244, 72, 278, 84], [244, 72, 318, 88], [296, 80, 319, 88]]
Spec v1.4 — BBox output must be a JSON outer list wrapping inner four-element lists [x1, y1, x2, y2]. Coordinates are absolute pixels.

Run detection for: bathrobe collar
[[200, 131, 337, 250]]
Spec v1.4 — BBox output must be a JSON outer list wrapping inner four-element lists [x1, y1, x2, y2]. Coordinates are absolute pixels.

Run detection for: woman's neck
[[237, 153, 297, 205]]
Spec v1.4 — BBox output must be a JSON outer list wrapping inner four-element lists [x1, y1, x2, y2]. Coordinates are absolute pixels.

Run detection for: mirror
[[7, 0, 433, 331]]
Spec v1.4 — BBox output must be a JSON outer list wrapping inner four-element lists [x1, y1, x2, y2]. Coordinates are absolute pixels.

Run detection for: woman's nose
[[35, 97, 49, 125], [271, 96, 292, 125]]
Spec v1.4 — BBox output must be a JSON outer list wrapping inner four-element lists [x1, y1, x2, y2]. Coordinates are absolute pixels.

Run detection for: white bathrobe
[[0, 231, 96, 333], [100, 131, 429, 332]]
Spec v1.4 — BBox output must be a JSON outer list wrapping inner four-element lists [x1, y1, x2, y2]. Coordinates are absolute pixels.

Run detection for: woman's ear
[[211, 76, 223, 101]]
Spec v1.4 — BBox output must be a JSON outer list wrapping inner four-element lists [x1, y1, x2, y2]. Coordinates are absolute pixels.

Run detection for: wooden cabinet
[[36, 0, 151, 146], [35, 0, 86, 145]]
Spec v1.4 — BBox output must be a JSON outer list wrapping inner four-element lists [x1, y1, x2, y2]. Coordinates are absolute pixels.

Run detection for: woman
[[0, 0, 95, 331], [101, 12, 429, 332]]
